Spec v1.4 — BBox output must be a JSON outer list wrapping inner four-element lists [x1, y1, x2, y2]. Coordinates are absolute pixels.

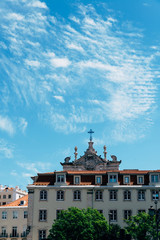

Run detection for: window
[[39, 230, 46, 240], [151, 175, 159, 183], [138, 190, 145, 201], [97, 210, 103, 214], [24, 211, 28, 218], [8, 194, 11, 199], [95, 190, 103, 201], [110, 190, 117, 201], [109, 175, 117, 183], [12, 226, 17, 237], [137, 176, 144, 184], [73, 190, 81, 200], [2, 211, 7, 219], [57, 190, 64, 201], [3, 195, 6, 199], [138, 210, 146, 213], [152, 190, 159, 200], [124, 176, 130, 184], [109, 210, 117, 222], [56, 210, 62, 219], [13, 211, 18, 219], [95, 176, 102, 184], [124, 190, 131, 201], [57, 175, 64, 183], [40, 190, 47, 201], [39, 210, 47, 222], [74, 176, 80, 184], [1, 227, 6, 236], [2, 202, 6, 205], [124, 210, 132, 220]]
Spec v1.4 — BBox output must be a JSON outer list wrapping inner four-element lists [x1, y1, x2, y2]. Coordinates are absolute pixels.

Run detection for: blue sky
[[0, 0, 160, 190]]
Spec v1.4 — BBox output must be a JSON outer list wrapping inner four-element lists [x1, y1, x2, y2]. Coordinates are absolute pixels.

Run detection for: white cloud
[[0, 115, 15, 135], [28, 1, 48, 9], [6, 13, 24, 21], [11, 170, 18, 176], [54, 96, 65, 103], [67, 43, 84, 52], [19, 117, 28, 133], [50, 57, 71, 68], [25, 59, 40, 67], [0, 139, 14, 159]]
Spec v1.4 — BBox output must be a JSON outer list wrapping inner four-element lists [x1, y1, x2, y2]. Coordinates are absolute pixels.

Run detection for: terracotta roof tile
[[34, 182, 50, 185], [1, 195, 28, 207]]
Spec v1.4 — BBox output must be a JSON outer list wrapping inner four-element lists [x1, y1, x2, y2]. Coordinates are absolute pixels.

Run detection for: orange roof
[[1, 195, 28, 207], [34, 182, 50, 185]]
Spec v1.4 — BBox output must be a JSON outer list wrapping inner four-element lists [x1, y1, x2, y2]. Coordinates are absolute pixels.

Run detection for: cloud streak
[[0, 1, 159, 142]]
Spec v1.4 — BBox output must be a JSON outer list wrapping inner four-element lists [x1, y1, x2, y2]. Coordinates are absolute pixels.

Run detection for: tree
[[125, 212, 157, 240], [47, 207, 109, 240]]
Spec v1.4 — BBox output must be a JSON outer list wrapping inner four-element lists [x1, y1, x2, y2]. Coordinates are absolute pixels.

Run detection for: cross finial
[[88, 129, 94, 141]]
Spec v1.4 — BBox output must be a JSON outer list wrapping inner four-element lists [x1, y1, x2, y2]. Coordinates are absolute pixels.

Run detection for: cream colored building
[[0, 185, 27, 206], [27, 133, 160, 240], [0, 195, 28, 240]]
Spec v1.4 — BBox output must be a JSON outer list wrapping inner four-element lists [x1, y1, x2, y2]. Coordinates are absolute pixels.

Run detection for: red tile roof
[[1, 195, 28, 207]]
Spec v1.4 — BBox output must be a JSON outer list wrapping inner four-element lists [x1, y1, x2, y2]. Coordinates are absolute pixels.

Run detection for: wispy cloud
[[0, 139, 14, 159], [0, 1, 159, 141], [19, 117, 28, 133], [0, 115, 15, 135]]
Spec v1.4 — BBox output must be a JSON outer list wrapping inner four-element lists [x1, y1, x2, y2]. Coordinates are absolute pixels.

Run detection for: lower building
[[27, 132, 160, 240], [0, 195, 28, 240]]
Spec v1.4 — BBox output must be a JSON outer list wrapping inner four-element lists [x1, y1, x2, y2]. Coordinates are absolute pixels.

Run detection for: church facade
[[27, 131, 160, 240]]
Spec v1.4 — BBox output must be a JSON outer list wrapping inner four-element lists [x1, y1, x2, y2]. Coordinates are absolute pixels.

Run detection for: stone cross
[[88, 129, 94, 141]]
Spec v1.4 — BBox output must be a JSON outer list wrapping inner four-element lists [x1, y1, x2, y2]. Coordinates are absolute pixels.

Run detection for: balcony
[[0, 233, 8, 238], [10, 233, 19, 237]]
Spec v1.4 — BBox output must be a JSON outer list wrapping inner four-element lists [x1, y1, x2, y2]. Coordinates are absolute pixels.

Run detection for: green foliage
[[108, 224, 121, 239], [47, 207, 109, 240], [125, 212, 157, 240]]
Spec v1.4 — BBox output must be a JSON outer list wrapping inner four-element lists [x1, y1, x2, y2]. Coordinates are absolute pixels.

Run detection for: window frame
[[95, 175, 102, 184], [13, 211, 18, 219], [2, 211, 7, 220], [109, 210, 117, 222], [95, 190, 103, 201], [57, 174, 65, 183], [74, 175, 81, 185], [123, 175, 130, 184], [151, 174, 159, 183], [152, 190, 159, 201], [57, 190, 64, 201], [24, 211, 28, 219], [40, 190, 47, 201], [39, 230, 46, 240], [137, 175, 144, 184], [109, 190, 117, 201], [39, 210, 47, 222], [138, 190, 145, 201], [124, 210, 132, 220], [124, 190, 131, 201], [73, 190, 81, 201]]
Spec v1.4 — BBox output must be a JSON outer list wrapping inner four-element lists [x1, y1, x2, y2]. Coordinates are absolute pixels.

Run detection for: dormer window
[[109, 175, 117, 183], [137, 176, 144, 184], [95, 176, 102, 184], [124, 176, 130, 184], [57, 175, 64, 183], [74, 176, 80, 184], [151, 175, 158, 183]]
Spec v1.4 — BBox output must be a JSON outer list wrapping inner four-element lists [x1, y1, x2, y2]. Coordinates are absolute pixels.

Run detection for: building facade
[[0, 185, 27, 206], [27, 133, 160, 240], [0, 195, 28, 240]]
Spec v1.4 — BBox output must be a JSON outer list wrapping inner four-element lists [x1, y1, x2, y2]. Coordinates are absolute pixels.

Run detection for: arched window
[[57, 190, 64, 201], [40, 190, 47, 201], [95, 190, 103, 200], [73, 190, 81, 200]]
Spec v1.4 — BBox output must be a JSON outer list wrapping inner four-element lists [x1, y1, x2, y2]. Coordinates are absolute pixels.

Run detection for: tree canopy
[[125, 212, 157, 240], [47, 207, 109, 240]]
